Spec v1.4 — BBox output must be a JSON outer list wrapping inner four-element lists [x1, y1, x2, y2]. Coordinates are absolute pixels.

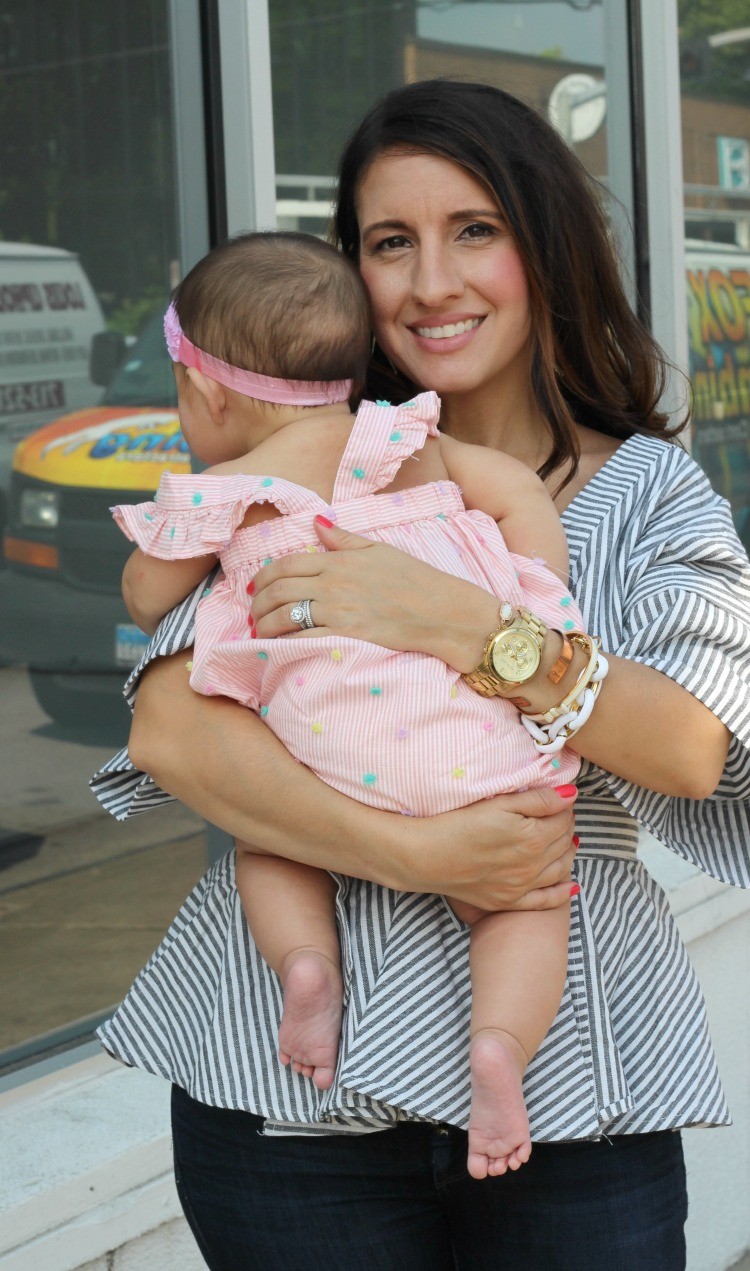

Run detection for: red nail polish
[[315, 514, 334, 528], [247, 614, 254, 627], [246, 580, 254, 595], [554, 784, 578, 799], [570, 883, 581, 896], [572, 834, 580, 847]]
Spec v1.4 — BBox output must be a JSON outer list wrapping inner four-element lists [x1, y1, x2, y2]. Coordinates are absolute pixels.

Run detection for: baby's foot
[[466, 1029, 532, 1180], [278, 950, 343, 1091]]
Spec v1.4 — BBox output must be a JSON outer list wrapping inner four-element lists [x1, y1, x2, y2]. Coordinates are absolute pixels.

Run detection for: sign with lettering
[[0, 281, 86, 313], [0, 380, 64, 414], [686, 246, 750, 549]]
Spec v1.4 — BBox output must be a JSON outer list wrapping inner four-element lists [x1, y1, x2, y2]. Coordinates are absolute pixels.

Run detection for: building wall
[[407, 39, 609, 177]]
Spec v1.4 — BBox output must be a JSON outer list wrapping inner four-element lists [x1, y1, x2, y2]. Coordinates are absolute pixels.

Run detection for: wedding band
[[290, 599, 315, 630]]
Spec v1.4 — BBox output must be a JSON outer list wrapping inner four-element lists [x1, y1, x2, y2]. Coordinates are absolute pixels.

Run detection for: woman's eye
[[372, 234, 410, 252], [460, 222, 496, 240]]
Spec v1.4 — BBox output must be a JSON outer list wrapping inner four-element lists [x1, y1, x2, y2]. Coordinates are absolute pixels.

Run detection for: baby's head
[[169, 231, 371, 402]]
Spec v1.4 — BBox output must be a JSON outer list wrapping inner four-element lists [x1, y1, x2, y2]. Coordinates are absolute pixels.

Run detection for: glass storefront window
[[268, 1, 635, 273], [679, 5, 750, 554], [0, 1, 208, 1065]]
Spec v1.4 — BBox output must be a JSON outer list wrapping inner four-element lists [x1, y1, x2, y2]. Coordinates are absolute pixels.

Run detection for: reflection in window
[[269, 0, 617, 234], [103, 310, 177, 410], [679, 8, 750, 553], [0, 2, 205, 1066], [0, 2, 178, 335]]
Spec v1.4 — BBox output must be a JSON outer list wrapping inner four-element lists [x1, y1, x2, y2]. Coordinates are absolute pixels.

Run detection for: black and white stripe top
[[93, 435, 750, 1139]]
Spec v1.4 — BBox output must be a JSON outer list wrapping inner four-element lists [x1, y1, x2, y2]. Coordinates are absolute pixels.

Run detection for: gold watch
[[463, 603, 571, 699]]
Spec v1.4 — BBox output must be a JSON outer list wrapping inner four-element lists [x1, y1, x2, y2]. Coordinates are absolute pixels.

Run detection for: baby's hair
[[172, 231, 371, 393]]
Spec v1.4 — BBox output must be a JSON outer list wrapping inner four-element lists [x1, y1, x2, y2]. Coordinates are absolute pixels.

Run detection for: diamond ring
[[290, 599, 315, 630]]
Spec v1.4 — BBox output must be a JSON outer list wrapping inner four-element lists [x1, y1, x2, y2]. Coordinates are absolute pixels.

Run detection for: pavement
[[0, 665, 207, 1055]]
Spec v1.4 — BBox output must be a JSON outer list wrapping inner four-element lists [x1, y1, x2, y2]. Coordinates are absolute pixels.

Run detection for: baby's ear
[[186, 366, 227, 425]]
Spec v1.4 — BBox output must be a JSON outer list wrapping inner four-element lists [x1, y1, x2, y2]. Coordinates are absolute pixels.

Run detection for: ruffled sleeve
[[366, 392, 443, 492], [395, 391, 441, 437], [594, 445, 750, 886], [331, 392, 442, 502], [111, 472, 277, 559]]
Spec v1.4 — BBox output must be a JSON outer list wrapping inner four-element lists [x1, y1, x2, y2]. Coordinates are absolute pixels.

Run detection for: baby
[[113, 231, 584, 1179]]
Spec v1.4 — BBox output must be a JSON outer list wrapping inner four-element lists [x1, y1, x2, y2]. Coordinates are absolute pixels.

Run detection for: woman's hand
[[129, 653, 578, 911], [250, 516, 499, 671], [406, 785, 579, 910]]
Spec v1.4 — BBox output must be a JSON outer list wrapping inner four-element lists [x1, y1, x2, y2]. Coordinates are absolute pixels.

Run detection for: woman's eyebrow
[[448, 208, 505, 222], [360, 219, 410, 237]]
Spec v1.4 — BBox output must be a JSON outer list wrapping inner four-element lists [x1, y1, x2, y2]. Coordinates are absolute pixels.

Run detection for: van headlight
[[20, 489, 60, 529]]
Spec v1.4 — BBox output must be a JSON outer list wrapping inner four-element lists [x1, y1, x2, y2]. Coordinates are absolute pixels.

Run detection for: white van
[[0, 242, 106, 533]]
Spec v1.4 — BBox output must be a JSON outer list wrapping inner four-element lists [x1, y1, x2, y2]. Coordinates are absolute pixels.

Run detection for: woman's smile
[[356, 151, 532, 404], [410, 314, 485, 349]]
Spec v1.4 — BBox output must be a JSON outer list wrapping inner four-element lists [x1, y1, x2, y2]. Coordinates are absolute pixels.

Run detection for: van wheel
[[29, 670, 131, 743]]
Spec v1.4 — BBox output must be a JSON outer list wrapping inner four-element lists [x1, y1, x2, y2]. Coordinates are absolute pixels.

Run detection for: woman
[[94, 80, 750, 1269]]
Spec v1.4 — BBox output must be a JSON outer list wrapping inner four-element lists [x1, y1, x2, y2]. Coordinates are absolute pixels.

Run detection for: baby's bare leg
[[450, 898, 571, 1180], [236, 846, 343, 1090]]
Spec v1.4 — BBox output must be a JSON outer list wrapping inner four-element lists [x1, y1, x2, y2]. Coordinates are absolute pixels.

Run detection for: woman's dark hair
[[173, 231, 371, 392], [334, 79, 683, 484]]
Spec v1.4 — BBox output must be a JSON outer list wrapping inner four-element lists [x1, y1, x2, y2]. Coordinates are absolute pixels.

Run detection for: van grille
[[58, 490, 131, 591], [8, 473, 152, 594]]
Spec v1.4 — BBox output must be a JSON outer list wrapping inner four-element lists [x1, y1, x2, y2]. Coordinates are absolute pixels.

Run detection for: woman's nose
[[410, 246, 463, 307]]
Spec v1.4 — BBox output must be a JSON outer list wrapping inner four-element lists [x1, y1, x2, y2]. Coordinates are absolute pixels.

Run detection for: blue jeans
[[171, 1085, 687, 1270]]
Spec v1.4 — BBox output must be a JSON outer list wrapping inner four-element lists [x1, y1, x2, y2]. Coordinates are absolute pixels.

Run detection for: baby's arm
[[122, 547, 218, 635], [439, 434, 568, 580], [118, 463, 250, 633]]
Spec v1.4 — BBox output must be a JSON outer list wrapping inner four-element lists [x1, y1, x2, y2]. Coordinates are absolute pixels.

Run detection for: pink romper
[[113, 392, 582, 814]]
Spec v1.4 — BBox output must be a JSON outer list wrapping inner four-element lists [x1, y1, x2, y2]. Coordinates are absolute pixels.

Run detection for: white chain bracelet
[[521, 648, 609, 754]]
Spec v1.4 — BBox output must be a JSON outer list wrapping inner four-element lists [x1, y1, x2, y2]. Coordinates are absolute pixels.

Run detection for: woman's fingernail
[[246, 580, 254, 595], [315, 514, 334, 528], [570, 883, 581, 896], [554, 784, 578, 799], [247, 614, 254, 627], [572, 834, 580, 847]]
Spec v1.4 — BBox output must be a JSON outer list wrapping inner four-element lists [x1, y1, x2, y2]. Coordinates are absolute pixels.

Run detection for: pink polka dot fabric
[[112, 393, 582, 813]]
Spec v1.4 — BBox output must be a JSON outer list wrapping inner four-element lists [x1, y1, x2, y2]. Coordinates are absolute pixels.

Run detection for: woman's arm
[[566, 655, 729, 800], [122, 547, 218, 635], [129, 652, 578, 910], [250, 519, 731, 799]]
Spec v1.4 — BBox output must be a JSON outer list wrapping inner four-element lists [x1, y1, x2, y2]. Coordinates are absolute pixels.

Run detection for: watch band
[[463, 666, 513, 697]]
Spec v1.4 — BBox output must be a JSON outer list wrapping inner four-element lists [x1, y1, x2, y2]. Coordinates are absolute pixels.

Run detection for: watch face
[[491, 630, 541, 684]]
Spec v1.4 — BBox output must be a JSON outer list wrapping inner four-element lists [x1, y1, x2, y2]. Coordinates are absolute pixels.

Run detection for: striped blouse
[[92, 434, 750, 1140]]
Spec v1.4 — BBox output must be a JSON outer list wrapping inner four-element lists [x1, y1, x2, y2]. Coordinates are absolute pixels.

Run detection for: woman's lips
[[408, 315, 484, 351]]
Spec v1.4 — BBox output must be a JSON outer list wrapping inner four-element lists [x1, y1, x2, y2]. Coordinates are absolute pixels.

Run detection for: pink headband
[[163, 302, 352, 406]]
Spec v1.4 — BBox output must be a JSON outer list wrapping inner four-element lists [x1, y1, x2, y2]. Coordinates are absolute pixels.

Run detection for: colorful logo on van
[[686, 264, 750, 427], [13, 407, 191, 490]]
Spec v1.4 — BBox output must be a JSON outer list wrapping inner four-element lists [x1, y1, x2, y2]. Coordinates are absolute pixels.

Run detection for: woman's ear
[[186, 366, 227, 426]]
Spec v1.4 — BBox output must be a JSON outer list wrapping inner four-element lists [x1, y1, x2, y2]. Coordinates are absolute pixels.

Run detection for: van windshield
[[102, 309, 177, 409]]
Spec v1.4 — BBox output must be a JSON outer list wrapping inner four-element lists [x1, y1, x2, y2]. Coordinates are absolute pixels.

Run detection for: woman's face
[[356, 150, 532, 401]]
